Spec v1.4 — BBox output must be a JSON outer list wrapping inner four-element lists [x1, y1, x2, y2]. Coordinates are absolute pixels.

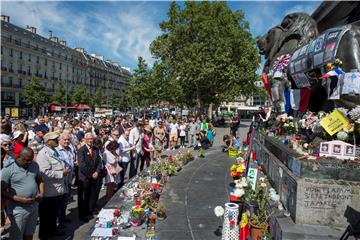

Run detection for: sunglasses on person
[[1, 143, 10, 146]]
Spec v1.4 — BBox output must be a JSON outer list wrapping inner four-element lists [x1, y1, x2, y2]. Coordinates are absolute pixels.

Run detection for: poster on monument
[[319, 140, 356, 160], [342, 72, 360, 95]]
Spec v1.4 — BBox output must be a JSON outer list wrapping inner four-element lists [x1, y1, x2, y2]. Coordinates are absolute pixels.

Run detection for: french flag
[[319, 68, 345, 79]]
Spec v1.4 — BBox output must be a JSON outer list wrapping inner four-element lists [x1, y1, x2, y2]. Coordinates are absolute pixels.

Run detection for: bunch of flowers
[[230, 162, 246, 178]]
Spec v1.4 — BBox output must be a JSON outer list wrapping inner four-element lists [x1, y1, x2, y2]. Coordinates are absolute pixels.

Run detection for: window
[[59, 63, 62, 70], [28, 53, 31, 62], [59, 73, 62, 80], [36, 56, 39, 64], [44, 70, 47, 79], [9, 63, 13, 72], [9, 35, 12, 42], [1, 46, 3, 55], [27, 66, 31, 75], [19, 64, 22, 72], [10, 48, 13, 57], [45, 58, 47, 66], [2, 92, 14, 100], [52, 60, 55, 67]]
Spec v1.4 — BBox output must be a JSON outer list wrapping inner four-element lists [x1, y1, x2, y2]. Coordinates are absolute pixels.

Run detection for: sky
[[1, 1, 320, 71]]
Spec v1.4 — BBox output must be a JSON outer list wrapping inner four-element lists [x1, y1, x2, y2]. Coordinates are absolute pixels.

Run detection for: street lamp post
[[65, 78, 68, 115]]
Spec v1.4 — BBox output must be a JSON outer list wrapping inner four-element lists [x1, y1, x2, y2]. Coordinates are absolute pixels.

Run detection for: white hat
[[12, 130, 23, 140], [43, 132, 59, 142], [0, 134, 11, 145]]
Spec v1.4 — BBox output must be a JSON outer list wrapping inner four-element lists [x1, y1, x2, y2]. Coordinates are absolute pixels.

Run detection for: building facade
[[1, 15, 131, 117]]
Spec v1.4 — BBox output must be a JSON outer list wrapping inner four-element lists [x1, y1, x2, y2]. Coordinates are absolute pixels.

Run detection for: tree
[[150, 1, 259, 112], [22, 76, 46, 116], [93, 89, 104, 107], [51, 81, 66, 105], [71, 85, 88, 104], [124, 57, 155, 108], [108, 90, 120, 109]]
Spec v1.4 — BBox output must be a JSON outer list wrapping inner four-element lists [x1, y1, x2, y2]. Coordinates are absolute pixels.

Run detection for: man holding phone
[[1, 147, 44, 240], [36, 132, 69, 239]]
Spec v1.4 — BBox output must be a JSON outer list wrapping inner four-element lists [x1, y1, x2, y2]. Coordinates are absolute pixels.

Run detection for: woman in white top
[[179, 121, 187, 148], [103, 141, 122, 201], [117, 129, 135, 188]]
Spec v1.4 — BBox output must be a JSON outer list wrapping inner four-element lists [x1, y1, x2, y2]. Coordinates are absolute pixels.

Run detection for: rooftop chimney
[[59, 40, 66, 46], [1, 15, 10, 23], [26, 26, 37, 34], [75, 48, 85, 53]]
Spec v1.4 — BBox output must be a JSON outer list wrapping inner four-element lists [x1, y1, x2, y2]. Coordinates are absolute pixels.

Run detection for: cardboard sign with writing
[[247, 168, 258, 190], [319, 140, 356, 160], [320, 109, 349, 136]]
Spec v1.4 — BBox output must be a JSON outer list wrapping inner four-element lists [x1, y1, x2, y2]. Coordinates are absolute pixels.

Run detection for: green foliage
[[124, 57, 156, 108], [108, 90, 120, 109], [51, 81, 67, 105], [150, 1, 259, 109], [22, 76, 46, 115], [71, 85, 88, 104], [93, 89, 104, 107]]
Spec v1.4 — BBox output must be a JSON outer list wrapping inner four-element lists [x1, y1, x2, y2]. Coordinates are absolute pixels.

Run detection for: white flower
[[234, 188, 245, 198], [348, 106, 360, 121], [337, 131, 348, 141], [214, 206, 224, 217], [271, 194, 280, 202], [337, 108, 349, 117], [259, 177, 265, 182]]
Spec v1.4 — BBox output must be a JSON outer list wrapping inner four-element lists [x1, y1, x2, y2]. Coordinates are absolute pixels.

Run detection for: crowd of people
[[0, 112, 220, 240]]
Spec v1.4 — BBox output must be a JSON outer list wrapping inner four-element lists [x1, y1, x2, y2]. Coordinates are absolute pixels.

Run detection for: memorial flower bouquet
[[130, 207, 145, 226], [230, 162, 246, 178]]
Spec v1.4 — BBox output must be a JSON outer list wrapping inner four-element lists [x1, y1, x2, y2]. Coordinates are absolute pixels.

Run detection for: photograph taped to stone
[[327, 30, 340, 39], [315, 34, 325, 52], [342, 72, 360, 95], [307, 39, 317, 54], [345, 146, 355, 156], [320, 143, 329, 153], [332, 144, 342, 155], [313, 52, 324, 67]]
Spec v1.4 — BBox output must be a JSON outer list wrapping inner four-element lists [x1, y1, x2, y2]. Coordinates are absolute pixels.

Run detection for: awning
[[73, 104, 91, 110]]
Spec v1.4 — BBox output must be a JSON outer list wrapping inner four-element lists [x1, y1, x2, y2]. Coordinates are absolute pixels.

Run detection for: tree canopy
[[50, 81, 67, 105], [150, 1, 259, 110], [22, 76, 46, 116]]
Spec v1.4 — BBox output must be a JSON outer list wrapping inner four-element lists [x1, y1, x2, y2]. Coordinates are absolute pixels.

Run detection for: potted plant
[[249, 180, 272, 240], [156, 202, 167, 221]]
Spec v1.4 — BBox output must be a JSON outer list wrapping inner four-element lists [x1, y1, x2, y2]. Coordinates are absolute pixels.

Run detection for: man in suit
[[77, 132, 102, 221]]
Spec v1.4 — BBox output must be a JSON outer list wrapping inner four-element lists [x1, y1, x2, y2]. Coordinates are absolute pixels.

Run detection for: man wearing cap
[[1, 147, 44, 240], [36, 132, 70, 239], [28, 125, 45, 159], [77, 132, 102, 221]]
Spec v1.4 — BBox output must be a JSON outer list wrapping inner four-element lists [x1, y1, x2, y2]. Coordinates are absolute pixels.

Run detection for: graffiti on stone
[[303, 186, 354, 209]]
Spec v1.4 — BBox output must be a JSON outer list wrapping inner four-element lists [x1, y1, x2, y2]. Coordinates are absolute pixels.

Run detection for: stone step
[[271, 214, 345, 240]]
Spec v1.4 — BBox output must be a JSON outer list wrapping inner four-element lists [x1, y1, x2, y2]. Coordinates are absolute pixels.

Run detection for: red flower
[[230, 219, 235, 225], [113, 209, 121, 217], [168, 155, 173, 161], [258, 165, 263, 173]]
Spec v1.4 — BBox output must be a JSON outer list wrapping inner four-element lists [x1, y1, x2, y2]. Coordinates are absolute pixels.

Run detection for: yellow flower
[[231, 165, 236, 171]]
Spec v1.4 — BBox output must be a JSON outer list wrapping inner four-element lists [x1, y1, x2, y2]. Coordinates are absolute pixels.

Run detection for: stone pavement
[[29, 123, 250, 240], [156, 124, 250, 240]]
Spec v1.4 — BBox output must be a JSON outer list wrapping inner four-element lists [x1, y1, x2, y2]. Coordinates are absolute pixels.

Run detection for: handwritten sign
[[247, 168, 258, 190], [319, 140, 356, 160], [320, 109, 349, 136], [342, 72, 360, 95]]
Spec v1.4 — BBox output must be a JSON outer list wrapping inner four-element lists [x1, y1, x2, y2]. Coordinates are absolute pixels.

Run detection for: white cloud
[[283, 3, 320, 16], [1, 1, 161, 68]]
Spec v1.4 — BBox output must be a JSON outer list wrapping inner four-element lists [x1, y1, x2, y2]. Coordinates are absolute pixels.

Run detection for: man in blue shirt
[[1, 147, 44, 240]]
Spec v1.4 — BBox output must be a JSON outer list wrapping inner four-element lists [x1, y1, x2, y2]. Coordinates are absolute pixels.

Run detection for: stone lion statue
[[257, 12, 319, 75]]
